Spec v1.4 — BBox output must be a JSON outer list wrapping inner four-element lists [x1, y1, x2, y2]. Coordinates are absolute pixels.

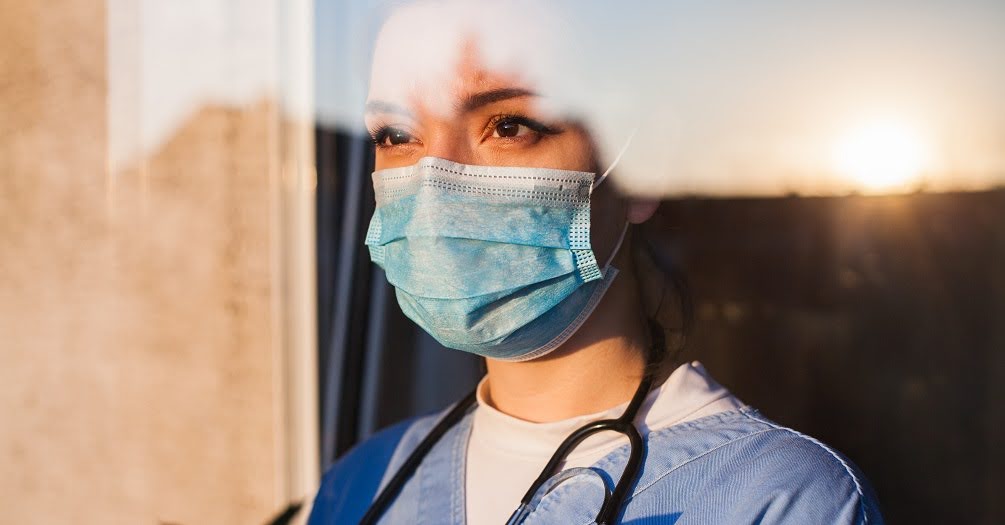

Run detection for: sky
[[108, 0, 1005, 197], [318, 0, 1005, 196]]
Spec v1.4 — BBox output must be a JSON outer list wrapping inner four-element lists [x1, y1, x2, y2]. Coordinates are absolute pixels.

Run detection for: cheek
[[549, 130, 597, 172], [374, 145, 427, 170], [589, 186, 627, 264], [479, 129, 597, 172]]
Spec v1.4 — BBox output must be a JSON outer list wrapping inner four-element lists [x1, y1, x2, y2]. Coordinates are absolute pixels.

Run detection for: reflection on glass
[[320, 0, 1005, 197], [313, 3, 1005, 525]]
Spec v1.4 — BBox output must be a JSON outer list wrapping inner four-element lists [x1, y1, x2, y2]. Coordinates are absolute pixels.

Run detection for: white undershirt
[[465, 360, 745, 525]]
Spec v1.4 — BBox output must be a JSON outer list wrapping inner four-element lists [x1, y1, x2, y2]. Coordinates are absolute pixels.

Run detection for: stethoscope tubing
[[358, 389, 478, 525], [358, 322, 663, 525], [509, 369, 654, 525]]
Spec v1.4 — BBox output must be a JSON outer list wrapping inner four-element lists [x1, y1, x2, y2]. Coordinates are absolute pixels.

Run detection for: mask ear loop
[[592, 128, 637, 189], [595, 129, 637, 270], [603, 221, 630, 270]]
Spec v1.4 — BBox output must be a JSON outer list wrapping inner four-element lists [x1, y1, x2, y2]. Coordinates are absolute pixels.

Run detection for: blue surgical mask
[[365, 156, 628, 361]]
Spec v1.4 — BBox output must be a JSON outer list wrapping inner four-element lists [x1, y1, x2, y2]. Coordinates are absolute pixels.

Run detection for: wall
[[0, 1, 316, 523]]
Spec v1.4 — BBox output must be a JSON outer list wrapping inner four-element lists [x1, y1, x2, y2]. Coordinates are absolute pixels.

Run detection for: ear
[[626, 199, 660, 224]]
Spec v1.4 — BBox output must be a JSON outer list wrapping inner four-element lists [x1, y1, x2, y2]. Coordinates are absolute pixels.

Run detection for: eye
[[370, 126, 416, 147], [487, 115, 562, 141], [493, 118, 531, 138]]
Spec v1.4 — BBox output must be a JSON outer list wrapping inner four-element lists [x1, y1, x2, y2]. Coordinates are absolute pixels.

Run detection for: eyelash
[[367, 114, 563, 149], [485, 114, 562, 137], [368, 125, 407, 148]]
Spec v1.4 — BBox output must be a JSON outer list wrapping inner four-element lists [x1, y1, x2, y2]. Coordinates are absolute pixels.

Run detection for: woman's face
[[365, 34, 629, 267], [365, 45, 596, 174]]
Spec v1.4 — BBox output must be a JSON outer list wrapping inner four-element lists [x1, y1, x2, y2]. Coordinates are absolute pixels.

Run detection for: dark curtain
[[315, 126, 481, 469]]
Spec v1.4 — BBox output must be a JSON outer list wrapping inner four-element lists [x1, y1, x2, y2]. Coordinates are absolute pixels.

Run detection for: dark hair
[[630, 208, 695, 375]]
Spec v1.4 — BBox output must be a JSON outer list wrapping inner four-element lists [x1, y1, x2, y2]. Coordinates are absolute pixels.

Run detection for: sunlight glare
[[833, 119, 929, 193]]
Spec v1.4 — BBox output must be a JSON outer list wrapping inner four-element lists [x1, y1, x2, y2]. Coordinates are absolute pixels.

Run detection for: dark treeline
[[657, 190, 1005, 525]]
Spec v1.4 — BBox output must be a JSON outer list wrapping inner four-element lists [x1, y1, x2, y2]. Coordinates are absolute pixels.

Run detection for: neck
[[481, 265, 650, 422]]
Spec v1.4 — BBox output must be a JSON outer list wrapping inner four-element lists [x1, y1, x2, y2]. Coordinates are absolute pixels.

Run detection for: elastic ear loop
[[603, 220, 630, 271], [593, 128, 638, 189], [597, 129, 636, 270]]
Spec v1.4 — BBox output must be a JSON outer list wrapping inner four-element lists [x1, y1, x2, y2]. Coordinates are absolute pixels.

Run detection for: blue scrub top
[[308, 405, 884, 524]]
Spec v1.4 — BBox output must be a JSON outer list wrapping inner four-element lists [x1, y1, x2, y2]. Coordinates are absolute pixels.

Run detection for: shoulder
[[640, 408, 885, 524], [306, 396, 472, 525], [306, 415, 428, 525]]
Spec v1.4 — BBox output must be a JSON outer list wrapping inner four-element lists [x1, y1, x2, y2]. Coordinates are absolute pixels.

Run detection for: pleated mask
[[364, 156, 627, 361]]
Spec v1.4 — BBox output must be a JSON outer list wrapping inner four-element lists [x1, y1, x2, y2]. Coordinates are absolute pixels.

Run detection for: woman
[[310, 1, 884, 523]]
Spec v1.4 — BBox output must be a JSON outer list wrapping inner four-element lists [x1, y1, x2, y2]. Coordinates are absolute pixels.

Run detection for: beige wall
[[1, 1, 316, 524]]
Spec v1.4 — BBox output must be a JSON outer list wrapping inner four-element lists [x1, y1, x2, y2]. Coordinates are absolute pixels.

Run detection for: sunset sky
[[110, 0, 1005, 196]]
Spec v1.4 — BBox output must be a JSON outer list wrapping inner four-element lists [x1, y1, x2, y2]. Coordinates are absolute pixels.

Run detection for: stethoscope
[[359, 320, 665, 525]]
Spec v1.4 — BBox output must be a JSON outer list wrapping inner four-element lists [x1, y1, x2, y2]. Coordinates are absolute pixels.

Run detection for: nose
[[424, 125, 477, 165]]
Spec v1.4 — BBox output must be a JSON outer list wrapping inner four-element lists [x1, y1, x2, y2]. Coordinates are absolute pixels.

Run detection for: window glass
[[314, 2, 1005, 524]]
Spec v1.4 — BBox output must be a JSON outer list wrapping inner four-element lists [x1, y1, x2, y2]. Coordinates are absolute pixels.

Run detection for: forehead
[[367, 0, 563, 116]]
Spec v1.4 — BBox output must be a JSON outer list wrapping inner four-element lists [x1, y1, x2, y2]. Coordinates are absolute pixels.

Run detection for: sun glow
[[833, 119, 930, 194]]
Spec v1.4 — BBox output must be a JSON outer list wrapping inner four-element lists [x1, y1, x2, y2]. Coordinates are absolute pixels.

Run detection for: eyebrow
[[364, 87, 537, 117], [459, 87, 536, 112]]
